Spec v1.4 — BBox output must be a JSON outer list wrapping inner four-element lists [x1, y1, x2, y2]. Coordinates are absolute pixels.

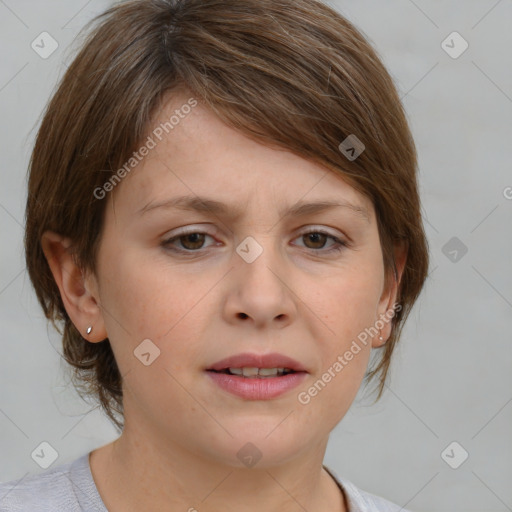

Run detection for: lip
[[205, 352, 308, 401], [206, 352, 308, 373], [206, 371, 308, 400]]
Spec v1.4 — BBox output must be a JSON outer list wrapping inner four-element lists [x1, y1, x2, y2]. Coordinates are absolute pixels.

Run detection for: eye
[[161, 227, 348, 255], [162, 229, 217, 253], [293, 229, 347, 254]]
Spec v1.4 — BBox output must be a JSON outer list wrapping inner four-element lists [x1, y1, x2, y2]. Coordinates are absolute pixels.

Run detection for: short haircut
[[25, 0, 430, 431]]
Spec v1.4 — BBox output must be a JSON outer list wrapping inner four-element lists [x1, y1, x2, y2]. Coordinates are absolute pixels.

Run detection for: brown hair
[[25, 0, 429, 432]]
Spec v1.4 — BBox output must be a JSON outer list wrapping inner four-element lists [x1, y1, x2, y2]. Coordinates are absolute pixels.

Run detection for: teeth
[[242, 367, 259, 377], [228, 367, 289, 377], [258, 367, 282, 376]]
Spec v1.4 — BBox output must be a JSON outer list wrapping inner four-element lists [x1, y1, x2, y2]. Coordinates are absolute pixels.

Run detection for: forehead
[[108, 90, 373, 223]]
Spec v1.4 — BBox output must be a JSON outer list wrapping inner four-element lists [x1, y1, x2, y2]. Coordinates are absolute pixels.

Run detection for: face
[[86, 90, 398, 468]]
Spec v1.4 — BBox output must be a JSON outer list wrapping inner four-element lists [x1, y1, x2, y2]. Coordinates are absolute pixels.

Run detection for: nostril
[[238, 313, 249, 319]]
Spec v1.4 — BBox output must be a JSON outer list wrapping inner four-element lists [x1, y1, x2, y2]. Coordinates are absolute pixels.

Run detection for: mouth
[[207, 367, 299, 378], [205, 352, 308, 399], [207, 352, 308, 374], [206, 367, 307, 400]]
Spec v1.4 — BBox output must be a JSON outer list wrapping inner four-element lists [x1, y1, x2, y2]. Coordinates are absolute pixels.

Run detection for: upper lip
[[207, 352, 308, 372]]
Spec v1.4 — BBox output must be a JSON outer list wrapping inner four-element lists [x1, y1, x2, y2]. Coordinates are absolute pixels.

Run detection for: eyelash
[[161, 228, 348, 255]]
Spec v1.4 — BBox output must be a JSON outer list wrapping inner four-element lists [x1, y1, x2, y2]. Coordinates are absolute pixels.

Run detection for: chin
[[206, 429, 309, 469]]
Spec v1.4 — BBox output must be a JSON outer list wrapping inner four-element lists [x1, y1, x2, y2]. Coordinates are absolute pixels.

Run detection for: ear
[[372, 240, 408, 348], [41, 230, 107, 343]]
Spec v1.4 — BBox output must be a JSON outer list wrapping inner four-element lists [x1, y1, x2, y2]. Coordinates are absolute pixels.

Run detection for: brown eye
[[302, 232, 329, 250], [178, 233, 206, 250], [294, 230, 347, 254], [162, 231, 216, 253]]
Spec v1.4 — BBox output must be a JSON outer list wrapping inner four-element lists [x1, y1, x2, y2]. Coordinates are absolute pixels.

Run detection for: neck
[[90, 423, 347, 512]]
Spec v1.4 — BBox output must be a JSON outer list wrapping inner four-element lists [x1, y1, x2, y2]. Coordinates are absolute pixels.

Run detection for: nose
[[222, 237, 297, 329]]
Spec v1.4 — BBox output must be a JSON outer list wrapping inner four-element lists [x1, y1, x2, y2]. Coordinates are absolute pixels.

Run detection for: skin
[[42, 89, 406, 512]]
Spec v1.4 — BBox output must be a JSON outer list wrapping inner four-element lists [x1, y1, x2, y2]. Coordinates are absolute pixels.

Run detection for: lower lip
[[206, 371, 308, 400]]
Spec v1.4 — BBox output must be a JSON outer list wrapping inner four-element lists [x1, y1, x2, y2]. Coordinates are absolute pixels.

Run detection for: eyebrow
[[137, 195, 370, 223]]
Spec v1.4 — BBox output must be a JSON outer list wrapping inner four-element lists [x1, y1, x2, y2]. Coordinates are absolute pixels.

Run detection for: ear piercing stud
[[86, 326, 92, 335]]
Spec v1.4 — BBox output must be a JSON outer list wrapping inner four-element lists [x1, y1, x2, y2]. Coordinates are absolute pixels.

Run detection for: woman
[[0, 0, 429, 510]]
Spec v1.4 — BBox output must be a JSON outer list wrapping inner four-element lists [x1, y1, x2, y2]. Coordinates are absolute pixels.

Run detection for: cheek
[[306, 262, 382, 341], [97, 248, 210, 367], [286, 268, 379, 421], [304, 266, 379, 396], [297, 337, 371, 434]]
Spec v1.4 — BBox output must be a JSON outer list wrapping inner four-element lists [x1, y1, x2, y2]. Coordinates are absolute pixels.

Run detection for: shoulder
[[0, 453, 93, 512], [341, 479, 413, 512], [324, 465, 413, 512]]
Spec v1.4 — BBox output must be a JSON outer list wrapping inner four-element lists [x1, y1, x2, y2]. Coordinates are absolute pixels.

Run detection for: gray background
[[1, 1, 511, 511]]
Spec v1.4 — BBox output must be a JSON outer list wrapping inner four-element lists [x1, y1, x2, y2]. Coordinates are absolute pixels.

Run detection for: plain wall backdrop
[[0, 1, 511, 511]]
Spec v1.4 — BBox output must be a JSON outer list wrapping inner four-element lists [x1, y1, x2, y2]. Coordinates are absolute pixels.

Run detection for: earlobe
[[41, 230, 107, 343]]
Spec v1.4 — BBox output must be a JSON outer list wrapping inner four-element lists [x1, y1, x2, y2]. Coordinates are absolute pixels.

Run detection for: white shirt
[[0, 452, 412, 512]]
